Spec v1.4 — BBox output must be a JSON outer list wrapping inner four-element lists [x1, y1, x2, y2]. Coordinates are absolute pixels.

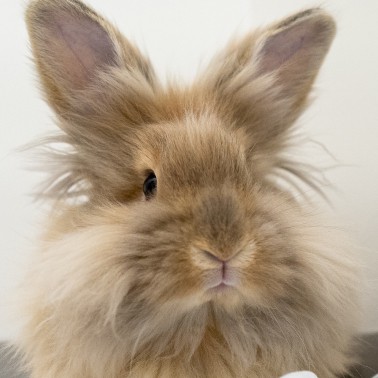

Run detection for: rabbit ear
[[253, 9, 336, 97], [200, 9, 336, 160], [26, 0, 156, 116], [26, 0, 160, 201]]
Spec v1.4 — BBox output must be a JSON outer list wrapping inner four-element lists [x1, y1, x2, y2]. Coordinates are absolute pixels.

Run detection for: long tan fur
[[17, 1, 359, 377]]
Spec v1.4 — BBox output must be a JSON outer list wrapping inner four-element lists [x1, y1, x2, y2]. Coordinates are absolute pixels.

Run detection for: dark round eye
[[143, 172, 157, 199]]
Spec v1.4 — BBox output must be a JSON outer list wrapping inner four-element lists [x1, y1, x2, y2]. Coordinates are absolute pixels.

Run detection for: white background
[[0, 0, 377, 340]]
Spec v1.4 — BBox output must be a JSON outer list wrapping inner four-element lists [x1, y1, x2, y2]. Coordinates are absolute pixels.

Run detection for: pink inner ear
[[258, 20, 320, 74], [49, 10, 116, 89]]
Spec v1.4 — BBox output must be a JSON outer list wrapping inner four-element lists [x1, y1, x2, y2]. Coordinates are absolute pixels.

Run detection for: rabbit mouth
[[205, 267, 240, 294]]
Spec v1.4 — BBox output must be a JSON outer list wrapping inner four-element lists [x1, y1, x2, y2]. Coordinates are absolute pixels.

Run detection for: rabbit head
[[20, 1, 358, 377]]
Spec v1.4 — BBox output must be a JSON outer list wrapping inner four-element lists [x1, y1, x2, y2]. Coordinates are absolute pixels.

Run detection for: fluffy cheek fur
[[17, 204, 206, 377], [17, 193, 358, 378]]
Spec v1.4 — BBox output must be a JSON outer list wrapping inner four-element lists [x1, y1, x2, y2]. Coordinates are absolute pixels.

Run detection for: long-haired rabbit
[[18, 1, 359, 377]]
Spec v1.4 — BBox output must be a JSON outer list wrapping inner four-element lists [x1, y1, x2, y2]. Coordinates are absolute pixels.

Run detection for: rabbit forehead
[[135, 112, 250, 190]]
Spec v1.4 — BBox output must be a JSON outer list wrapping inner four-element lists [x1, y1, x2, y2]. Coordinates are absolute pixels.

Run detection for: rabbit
[[16, 0, 360, 377]]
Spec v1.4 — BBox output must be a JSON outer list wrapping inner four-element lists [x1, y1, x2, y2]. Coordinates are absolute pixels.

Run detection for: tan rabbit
[[17, 1, 359, 377]]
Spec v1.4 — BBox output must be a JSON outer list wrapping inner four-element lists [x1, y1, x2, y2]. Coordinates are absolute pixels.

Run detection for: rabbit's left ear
[[25, 0, 159, 201], [200, 9, 336, 161], [26, 0, 156, 117]]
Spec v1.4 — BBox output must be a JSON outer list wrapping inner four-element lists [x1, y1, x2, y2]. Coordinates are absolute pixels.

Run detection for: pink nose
[[202, 250, 225, 263], [202, 250, 227, 278]]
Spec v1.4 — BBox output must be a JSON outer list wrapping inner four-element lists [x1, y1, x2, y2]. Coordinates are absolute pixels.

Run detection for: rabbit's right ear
[[26, 0, 156, 117], [199, 9, 336, 172]]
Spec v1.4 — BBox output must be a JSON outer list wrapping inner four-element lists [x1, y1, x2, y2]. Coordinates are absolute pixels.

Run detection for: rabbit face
[[121, 115, 300, 311]]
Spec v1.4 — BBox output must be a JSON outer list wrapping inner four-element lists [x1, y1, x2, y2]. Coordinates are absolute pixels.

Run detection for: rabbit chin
[[202, 288, 246, 311]]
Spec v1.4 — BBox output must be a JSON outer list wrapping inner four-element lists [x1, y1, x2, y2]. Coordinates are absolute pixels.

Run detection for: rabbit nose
[[202, 250, 225, 263], [201, 249, 241, 263], [201, 250, 227, 278]]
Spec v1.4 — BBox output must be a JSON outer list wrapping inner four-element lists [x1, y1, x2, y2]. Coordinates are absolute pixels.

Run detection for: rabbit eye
[[143, 172, 157, 199]]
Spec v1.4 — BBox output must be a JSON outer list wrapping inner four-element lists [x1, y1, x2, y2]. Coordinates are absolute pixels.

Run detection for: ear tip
[[304, 8, 336, 34], [275, 8, 337, 47], [307, 8, 337, 35], [310, 11, 337, 49]]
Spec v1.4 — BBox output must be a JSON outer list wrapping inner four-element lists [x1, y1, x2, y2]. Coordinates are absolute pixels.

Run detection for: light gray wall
[[0, 0, 377, 340]]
